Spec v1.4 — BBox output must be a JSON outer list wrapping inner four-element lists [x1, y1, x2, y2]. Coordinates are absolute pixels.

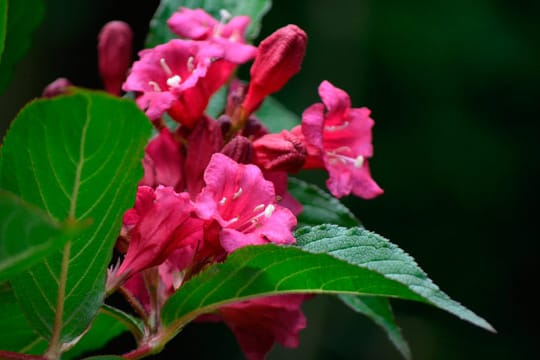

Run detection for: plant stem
[[0, 350, 45, 360]]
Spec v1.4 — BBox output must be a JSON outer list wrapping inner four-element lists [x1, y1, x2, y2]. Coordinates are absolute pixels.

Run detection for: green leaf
[[0, 90, 151, 349], [296, 225, 494, 331], [206, 85, 228, 119], [255, 96, 300, 133], [161, 225, 493, 337], [0, 190, 76, 282], [288, 177, 360, 228], [0, 0, 7, 62], [339, 294, 411, 360], [0, 0, 44, 93], [63, 306, 140, 360], [0, 286, 46, 354], [145, 0, 272, 48]]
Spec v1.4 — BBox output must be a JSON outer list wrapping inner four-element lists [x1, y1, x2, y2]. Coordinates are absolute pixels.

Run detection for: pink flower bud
[[253, 130, 306, 172], [98, 21, 133, 95], [42, 77, 72, 98], [242, 25, 307, 114]]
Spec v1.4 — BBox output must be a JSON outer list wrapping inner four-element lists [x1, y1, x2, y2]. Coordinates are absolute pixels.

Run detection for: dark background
[[1, 0, 538, 359]]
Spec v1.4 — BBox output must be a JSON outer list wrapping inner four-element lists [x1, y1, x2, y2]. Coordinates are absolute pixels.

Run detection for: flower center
[[219, 187, 276, 232], [326, 146, 364, 168]]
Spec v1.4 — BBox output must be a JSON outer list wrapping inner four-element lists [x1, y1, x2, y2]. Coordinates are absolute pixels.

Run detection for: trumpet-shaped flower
[[293, 80, 383, 199], [195, 153, 296, 253]]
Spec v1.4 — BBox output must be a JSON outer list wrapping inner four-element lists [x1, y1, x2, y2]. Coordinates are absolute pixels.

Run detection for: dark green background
[[1, 0, 538, 359]]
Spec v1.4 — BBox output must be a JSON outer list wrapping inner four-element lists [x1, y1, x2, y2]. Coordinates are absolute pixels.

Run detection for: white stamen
[[325, 121, 349, 132], [187, 56, 195, 72], [159, 58, 173, 76], [166, 75, 182, 87], [233, 187, 243, 199], [253, 204, 265, 213], [219, 197, 227, 206], [354, 155, 364, 168], [148, 81, 162, 92], [264, 204, 275, 218], [228, 216, 239, 224], [219, 9, 232, 22]]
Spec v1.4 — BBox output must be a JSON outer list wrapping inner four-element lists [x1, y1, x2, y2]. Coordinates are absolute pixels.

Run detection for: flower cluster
[[99, 7, 382, 359]]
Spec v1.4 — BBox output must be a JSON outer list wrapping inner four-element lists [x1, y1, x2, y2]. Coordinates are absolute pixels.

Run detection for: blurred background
[[1, 0, 538, 359]]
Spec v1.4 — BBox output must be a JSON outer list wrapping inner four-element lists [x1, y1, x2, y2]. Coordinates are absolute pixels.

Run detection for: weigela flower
[[293, 80, 383, 199], [168, 7, 256, 64], [123, 39, 253, 127], [242, 25, 307, 114], [117, 186, 203, 279], [98, 21, 133, 95], [141, 128, 184, 191], [195, 153, 297, 253], [207, 295, 308, 360]]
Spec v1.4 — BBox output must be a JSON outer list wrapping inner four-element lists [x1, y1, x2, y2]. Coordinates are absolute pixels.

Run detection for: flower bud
[[98, 21, 133, 95], [242, 25, 307, 114], [253, 130, 306, 172], [42, 77, 72, 98], [221, 136, 253, 164]]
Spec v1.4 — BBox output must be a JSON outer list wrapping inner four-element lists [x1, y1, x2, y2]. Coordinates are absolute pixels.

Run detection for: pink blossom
[[123, 39, 253, 127], [117, 186, 203, 278], [141, 128, 184, 191], [167, 8, 256, 64], [215, 295, 307, 360], [195, 153, 296, 253], [242, 25, 307, 114], [293, 80, 383, 199], [98, 21, 133, 95]]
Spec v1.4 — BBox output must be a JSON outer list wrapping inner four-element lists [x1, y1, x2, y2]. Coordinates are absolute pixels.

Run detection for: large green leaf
[[0, 190, 80, 282], [145, 0, 272, 48], [339, 294, 410, 360], [0, 0, 44, 92], [161, 225, 493, 337], [255, 95, 301, 133], [288, 177, 360, 228], [0, 90, 151, 351]]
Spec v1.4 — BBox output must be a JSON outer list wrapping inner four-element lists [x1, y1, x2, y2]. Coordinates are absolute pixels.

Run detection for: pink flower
[[195, 153, 296, 253], [98, 21, 133, 95], [211, 295, 308, 360], [123, 39, 253, 127], [117, 186, 203, 279], [168, 8, 256, 64], [141, 128, 184, 191], [242, 25, 307, 114], [293, 80, 383, 199], [42, 77, 72, 98]]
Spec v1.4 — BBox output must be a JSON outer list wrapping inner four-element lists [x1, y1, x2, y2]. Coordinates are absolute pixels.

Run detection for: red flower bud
[[221, 136, 253, 164], [98, 21, 133, 96], [242, 25, 307, 114], [253, 130, 307, 172], [42, 77, 72, 98]]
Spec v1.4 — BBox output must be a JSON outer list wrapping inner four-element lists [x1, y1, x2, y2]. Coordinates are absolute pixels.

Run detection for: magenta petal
[[167, 8, 218, 39], [318, 80, 351, 116], [218, 295, 308, 360]]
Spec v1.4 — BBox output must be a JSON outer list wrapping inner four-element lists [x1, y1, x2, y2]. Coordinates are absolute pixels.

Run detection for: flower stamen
[[159, 58, 173, 76]]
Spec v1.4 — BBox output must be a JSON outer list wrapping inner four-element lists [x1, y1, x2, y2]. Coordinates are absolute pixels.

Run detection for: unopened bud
[[221, 136, 253, 164], [42, 77, 72, 98], [98, 21, 133, 95], [242, 25, 307, 114], [253, 130, 306, 172]]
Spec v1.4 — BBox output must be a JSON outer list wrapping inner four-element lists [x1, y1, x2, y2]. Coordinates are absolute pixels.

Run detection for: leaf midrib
[[47, 94, 91, 356]]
